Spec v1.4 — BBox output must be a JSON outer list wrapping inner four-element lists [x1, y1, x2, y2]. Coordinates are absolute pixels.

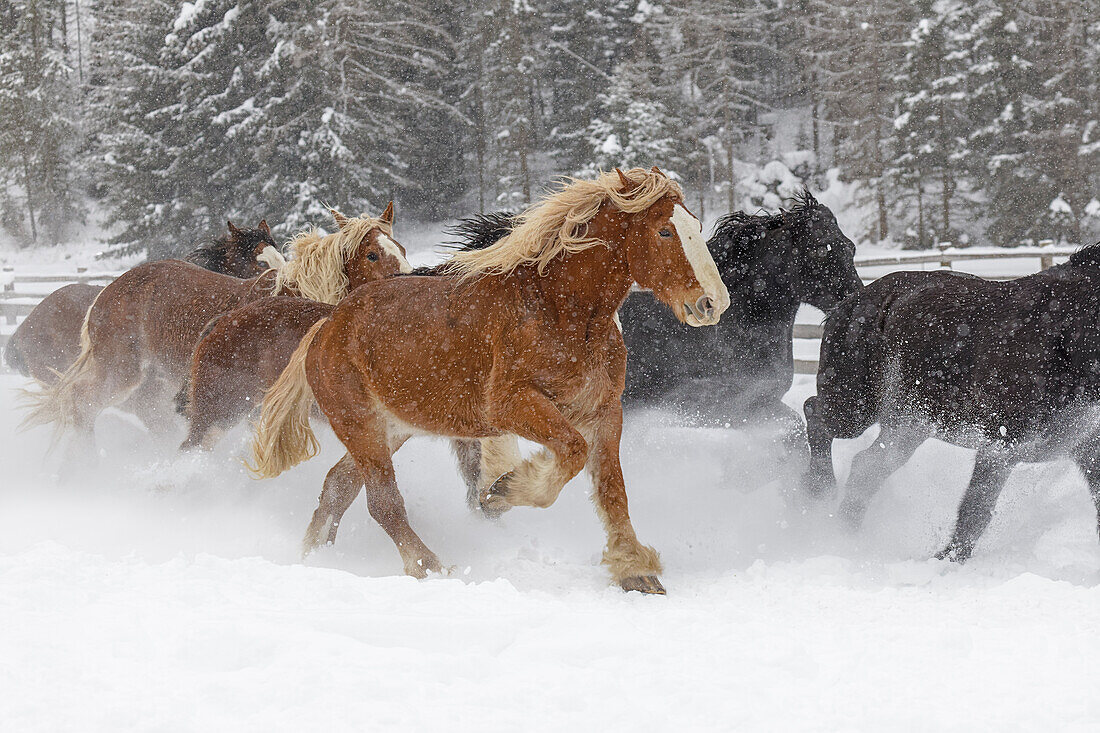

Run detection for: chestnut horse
[[248, 168, 730, 594], [4, 220, 281, 386], [24, 205, 410, 455]]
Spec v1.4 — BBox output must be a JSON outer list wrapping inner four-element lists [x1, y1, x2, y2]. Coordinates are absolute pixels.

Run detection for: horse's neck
[[243, 270, 291, 301], [513, 244, 632, 335]]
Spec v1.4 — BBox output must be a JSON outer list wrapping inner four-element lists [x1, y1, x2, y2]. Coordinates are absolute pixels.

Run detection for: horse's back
[[5, 283, 103, 383], [89, 259, 253, 377]]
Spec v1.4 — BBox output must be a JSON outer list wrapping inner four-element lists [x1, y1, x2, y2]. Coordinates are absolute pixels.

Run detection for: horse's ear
[[329, 208, 350, 230], [651, 165, 664, 177], [380, 201, 395, 225], [257, 219, 270, 235], [802, 188, 818, 206], [615, 168, 632, 189], [227, 220, 240, 235]]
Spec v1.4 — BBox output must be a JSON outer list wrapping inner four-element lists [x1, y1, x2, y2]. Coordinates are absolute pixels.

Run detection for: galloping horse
[[459, 193, 862, 444], [4, 220, 281, 386], [24, 205, 409, 455], [248, 168, 730, 594], [803, 244, 1100, 561]]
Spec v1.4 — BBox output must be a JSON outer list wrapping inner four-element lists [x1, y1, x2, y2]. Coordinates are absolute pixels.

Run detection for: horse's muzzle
[[684, 294, 722, 326]]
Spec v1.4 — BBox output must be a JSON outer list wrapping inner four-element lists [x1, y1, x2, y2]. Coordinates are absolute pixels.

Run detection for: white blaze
[[670, 204, 730, 323], [378, 233, 412, 273]]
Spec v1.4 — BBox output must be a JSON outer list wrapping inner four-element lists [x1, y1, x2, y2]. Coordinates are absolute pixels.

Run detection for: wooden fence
[[0, 242, 1079, 374]]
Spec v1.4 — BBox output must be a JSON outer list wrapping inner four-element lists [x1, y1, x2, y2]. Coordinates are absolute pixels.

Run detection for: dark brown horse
[[248, 168, 730, 594], [4, 220, 280, 385], [178, 296, 335, 450], [24, 206, 409, 454]]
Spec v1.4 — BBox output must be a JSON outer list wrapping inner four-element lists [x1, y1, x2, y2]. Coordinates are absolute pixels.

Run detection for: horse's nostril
[[696, 295, 714, 316]]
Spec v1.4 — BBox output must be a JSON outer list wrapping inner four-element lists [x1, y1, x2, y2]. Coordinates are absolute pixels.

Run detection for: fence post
[[2, 266, 13, 326], [937, 241, 953, 269], [1038, 239, 1055, 270]]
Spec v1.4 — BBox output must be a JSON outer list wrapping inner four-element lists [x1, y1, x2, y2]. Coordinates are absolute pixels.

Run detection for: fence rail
[[0, 243, 1078, 371]]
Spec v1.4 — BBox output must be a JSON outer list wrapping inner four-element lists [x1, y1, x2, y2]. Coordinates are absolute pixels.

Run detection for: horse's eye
[[367, 252, 379, 262], [658, 229, 672, 238]]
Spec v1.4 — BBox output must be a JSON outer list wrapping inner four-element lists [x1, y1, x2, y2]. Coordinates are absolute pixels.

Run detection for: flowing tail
[[246, 317, 329, 478], [19, 293, 100, 434]]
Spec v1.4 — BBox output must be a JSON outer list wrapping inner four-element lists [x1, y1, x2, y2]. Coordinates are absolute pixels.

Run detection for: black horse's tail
[[812, 276, 906, 439]]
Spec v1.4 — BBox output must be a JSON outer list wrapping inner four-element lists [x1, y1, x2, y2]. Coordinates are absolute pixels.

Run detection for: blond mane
[[274, 213, 393, 304], [445, 168, 683, 280]]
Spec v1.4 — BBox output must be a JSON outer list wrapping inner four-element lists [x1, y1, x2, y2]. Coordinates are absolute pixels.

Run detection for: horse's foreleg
[[586, 399, 664, 594], [481, 388, 588, 516], [936, 448, 1016, 562]]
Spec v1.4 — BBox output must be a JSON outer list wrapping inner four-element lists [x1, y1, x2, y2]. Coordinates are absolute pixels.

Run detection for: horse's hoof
[[620, 575, 666, 595], [479, 472, 514, 518], [934, 545, 966, 563], [406, 553, 444, 579]]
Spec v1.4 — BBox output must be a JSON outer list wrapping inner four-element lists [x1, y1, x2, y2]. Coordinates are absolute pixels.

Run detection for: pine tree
[[0, 0, 84, 244], [891, 0, 972, 248], [578, 58, 685, 178]]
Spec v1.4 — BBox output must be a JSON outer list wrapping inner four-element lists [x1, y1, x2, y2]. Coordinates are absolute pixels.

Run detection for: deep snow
[[3, 369, 1100, 731]]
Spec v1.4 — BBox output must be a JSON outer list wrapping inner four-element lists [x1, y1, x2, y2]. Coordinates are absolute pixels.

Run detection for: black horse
[[619, 190, 861, 438], [803, 245, 1100, 561]]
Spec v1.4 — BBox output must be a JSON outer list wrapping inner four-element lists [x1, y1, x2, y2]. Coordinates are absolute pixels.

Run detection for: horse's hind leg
[[313, 368, 441, 577], [303, 452, 363, 552], [838, 421, 927, 529], [936, 448, 1017, 562]]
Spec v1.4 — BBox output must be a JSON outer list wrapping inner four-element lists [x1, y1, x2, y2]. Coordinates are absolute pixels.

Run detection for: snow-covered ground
[[3, 370, 1100, 731]]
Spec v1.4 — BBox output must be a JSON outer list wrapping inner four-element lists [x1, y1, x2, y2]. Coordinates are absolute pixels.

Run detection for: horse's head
[[617, 169, 730, 327], [330, 202, 412, 289], [224, 219, 280, 278], [785, 190, 861, 310]]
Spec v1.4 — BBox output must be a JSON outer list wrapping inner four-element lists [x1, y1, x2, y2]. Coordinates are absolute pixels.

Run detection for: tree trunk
[[21, 150, 38, 243]]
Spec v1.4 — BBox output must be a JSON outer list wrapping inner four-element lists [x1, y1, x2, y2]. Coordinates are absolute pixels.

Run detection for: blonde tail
[[20, 292, 100, 435], [246, 317, 329, 478]]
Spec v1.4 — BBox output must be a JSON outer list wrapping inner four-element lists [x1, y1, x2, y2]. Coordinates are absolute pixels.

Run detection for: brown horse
[[4, 220, 281, 386], [24, 205, 409, 454], [249, 168, 730, 594]]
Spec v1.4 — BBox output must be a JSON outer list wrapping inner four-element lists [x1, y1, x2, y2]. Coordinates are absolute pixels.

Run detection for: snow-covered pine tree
[[890, 0, 972, 248], [975, 0, 1098, 246], [578, 58, 685, 180], [481, 0, 545, 209], [543, 0, 639, 174], [813, 0, 913, 243], [0, 0, 84, 244], [661, 0, 775, 214]]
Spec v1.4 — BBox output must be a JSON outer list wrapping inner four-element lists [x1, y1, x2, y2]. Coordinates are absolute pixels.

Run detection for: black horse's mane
[[712, 189, 820, 247], [1068, 241, 1100, 269], [400, 211, 517, 277], [183, 226, 271, 268], [445, 211, 517, 253]]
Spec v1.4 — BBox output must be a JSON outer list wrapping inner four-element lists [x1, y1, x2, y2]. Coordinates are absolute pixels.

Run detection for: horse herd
[[6, 167, 1100, 594]]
